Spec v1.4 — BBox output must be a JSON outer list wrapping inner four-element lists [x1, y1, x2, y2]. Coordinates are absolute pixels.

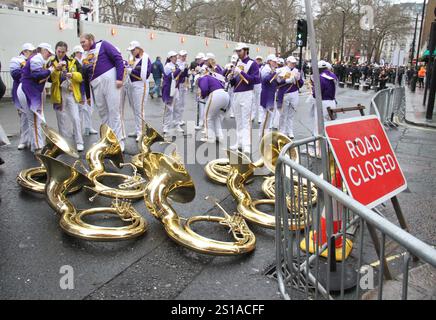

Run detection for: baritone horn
[[86, 124, 147, 200], [143, 149, 256, 255], [37, 154, 147, 241], [17, 123, 80, 193]]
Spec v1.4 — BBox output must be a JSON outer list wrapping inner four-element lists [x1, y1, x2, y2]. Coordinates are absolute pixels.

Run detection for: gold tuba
[[226, 132, 309, 230], [143, 149, 256, 255], [86, 124, 147, 200], [17, 123, 80, 193], [205, 158, 263, 185], [131, 122, 164, 170], [37, 154, 147, 241]]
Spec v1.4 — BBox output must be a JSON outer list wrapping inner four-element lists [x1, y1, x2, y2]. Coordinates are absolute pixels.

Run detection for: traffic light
[[296, 19, 307, 47]]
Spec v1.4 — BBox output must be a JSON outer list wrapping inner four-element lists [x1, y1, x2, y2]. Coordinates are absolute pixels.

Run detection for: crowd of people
[[8, 35, 339, 157]]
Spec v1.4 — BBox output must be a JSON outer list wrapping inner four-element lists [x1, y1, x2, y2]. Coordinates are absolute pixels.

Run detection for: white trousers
[[55, 91, 83, 145], [233, 90, 254, 149], [79, 101, 94, 132], [163, 89, 179, 132], [126, 80, 149, 136], [311, 99, 335, 136], [279, 91, 299, 137], [174, 84, 187, 125], [91, 68, 123, 147], [17, 84, 44, 152], [205, 89, 229, 141], [18, 110, 29, 145], [251, 83, 261, 121], [228, 86, 235, 117]]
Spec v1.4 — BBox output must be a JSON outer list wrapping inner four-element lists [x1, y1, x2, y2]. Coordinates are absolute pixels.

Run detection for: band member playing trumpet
[[10, 43, 35, 150], [276, 56, 303, 139], [259, 54, 279, 138], [162, 51, 182, 137], [229, 43, 260, 155], [125, 40, 152, 142], [20, 43, 55, 152], [197, 69, 230, 143], [205, 52, 224, 75], [223, 54, 238, 118], [174, 50, 189, 132]]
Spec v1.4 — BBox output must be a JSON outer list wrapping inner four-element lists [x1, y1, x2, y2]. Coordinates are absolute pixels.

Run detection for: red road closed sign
[[325, 115, 407, 208]]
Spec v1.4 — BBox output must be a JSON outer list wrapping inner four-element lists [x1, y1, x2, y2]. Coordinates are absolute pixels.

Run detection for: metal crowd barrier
[[370, 87, 406, 128], [274, 136, 436, 300]]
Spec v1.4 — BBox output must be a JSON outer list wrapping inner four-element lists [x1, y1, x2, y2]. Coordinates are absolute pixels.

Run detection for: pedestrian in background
[[151, 56, 164, 99]]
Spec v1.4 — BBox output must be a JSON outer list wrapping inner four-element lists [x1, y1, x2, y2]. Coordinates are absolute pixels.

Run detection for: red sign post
[[325, 115, 407, 208]]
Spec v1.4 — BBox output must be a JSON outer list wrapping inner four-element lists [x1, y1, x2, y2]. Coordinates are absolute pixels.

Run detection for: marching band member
[[10, 43, 35, 150], [125, 41, 152, 141], [194, 52, 206, 130], [278, 57, 285, 68], [72, 45, 98, 136], [173, 50, 189, 132], [161, 51, 182, 137], [276, 56, 303, 139], [80, 33, 125, 151], [205, 52, 224, 75], [229, 43, 260, 154], [223, 54, 238, 118], [48, 41, 84, 151], [197, 69, 230, 143], [259, 54, 278, 138], [251, 55, 263, 123], [19, 43, 55, 152], [311, 60, 338, 136]]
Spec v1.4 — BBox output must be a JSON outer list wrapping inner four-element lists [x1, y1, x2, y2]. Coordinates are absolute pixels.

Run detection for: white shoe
[[76, 144, 84, 152], [128, 132, 136, 138], [89, 128, 98, 135], [18, 143, 26, 150], [230, 114, 235, 118], [178, 121, 186, 126], [230, 144, 240, 151], [195, 125, 203, 131], [135, 136, 141, 142], [242, 147, 251, 154], [176, 125, 184, 133]]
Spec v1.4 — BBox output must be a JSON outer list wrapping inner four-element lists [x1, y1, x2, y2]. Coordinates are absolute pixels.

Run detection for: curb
[[404, 116, 436, 130]]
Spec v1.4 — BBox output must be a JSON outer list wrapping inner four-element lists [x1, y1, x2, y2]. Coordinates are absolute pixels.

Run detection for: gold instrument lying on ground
[[143, 149, 256, 255], [17, 123, 80, 194], [131, 122, 164, 170], [38, 154, 147, 241], [86, 124, 146, 200]]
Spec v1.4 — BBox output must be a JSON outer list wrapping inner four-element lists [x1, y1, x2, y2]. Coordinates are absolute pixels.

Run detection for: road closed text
[[345, 135, 397, 186]]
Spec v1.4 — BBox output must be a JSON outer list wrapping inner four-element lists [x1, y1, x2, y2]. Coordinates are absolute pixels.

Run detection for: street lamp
[[341, 10, 345, 62]]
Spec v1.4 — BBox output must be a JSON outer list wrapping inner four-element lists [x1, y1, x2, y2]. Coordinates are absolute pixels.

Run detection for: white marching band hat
[[255, 56, 263, 60], [22, 43, 35, 52], [266, 54, 278, 62], [195, 52, 205, 60], [287, 56, 297, 64], [127, 40, 142, 51], [206, 52, 216, 60], [318, 60, 329, 68], [179, 50, 188, 56], [234, 42, 249, 51], [72, 45, 84, 54], [167, 50, 178, 58], [37, 43, 54, 54]]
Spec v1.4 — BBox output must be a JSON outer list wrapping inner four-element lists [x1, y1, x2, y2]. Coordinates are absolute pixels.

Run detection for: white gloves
[[285, 77, 295, 84]]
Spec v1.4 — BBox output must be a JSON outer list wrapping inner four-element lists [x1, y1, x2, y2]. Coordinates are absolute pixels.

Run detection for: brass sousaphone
[[225, 132, 310, 230], [17, 123, 80, 193], [131, 122, 164, 171], [37, 154, 147, 241], [85, 124, 147, 200], [143, 148, 256, 255]]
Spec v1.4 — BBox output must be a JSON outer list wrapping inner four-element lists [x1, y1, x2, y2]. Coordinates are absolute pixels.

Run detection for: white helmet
[[287, 56, 297, 64], [266, 54, 277, 62], [318, 60, 329, 68], [72, 45, 84, 54], [179, 50, 188, 56], [234, 42, 249, 51], [206, 52, 216, 60], [167, 50, 178, 58], [22, 43, 35, 52], [195, 52, 205, 60], [127, 40, 142, 51], [37, 43, 54, 54]]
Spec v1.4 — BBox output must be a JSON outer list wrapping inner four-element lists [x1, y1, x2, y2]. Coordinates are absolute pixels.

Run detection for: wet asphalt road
[[0, 86, 434, 300]]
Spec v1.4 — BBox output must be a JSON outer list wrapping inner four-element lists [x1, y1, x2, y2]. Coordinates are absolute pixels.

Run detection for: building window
[[27, 9, 30, 12], [42, 12, 45, 15], [35, 10, 38, 14]]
